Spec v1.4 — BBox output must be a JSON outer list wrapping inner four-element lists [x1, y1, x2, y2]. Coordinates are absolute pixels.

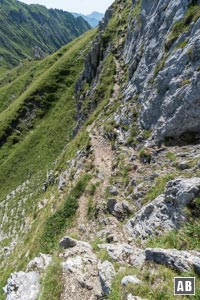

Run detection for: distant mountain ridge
[[0, 0, 91, 72], [72, 11, 104, 27]]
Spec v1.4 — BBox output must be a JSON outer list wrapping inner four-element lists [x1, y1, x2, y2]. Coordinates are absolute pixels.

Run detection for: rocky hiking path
[[74, 57, 121, 230], [87, 56, 122, 182], [89, 127, 113, 182], [66, 57, 122, 238]]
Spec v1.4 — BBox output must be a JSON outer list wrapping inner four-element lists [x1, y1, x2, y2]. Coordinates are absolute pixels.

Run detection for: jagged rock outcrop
[[124, 0, 200, 144], [98, 260, 116, 295], [3, 254, 52, 300], [27, 253, 52, 273], [146, 248, 200, 274], [74, 1, 117, 133], [125, 177, 200, 239], [98, 243, 200, 276], [60, 238, 116, 299], [99, 244, 145, 267], [3, 271, 40, 300]]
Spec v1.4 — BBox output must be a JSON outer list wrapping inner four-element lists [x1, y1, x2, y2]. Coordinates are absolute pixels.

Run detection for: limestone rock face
[[60, 238, 116, 299], [98, 260, 116, 295], [125, 178, 200, 239], [27, 253, 52, 273], [124, 0, 200, 143], [3, 253, 52, 300], [3, 271, 40, 300], [145, 248, 200, 274], [107, 199, 133, 220], [99, 243, 145, 267]]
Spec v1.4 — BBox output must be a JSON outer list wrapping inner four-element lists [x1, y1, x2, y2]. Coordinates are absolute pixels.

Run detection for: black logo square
[[174, 277, 195, 295]]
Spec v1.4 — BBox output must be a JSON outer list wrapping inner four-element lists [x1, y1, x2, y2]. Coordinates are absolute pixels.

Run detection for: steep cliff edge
[[125, 0, 200, 144]]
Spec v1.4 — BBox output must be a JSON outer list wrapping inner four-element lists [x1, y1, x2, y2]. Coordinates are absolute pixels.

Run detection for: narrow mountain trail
[[71, 57, 121, 231], [61, 274, 96, 300], [90, 128, 113, 180], [85, 57, 123, 210], [61, 57, 123, 300]]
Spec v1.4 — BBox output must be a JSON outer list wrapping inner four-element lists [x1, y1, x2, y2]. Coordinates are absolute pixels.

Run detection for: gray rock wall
[[124, 0, 200, 144]]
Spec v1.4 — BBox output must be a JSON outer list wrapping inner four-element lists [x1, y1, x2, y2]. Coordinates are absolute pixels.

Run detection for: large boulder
[[98, 243, 145, 267], [59, 236, 77, 249], [107, 199, 133, 220], [60, 238, 116, 299], [125, 178, 200, 239], [145, 248, 200, 274], [121, 275, 142, 286], [3, 271, 40, 300], [98, 261, 116, 295]]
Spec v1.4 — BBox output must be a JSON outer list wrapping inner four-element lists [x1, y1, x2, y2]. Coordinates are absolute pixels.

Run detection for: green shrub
[[139, 147, 152, 163], [166, 151, 176, 162], [40, 174, 91, 252], [154, 55, 167, 77], [165, 4, 200, 50], [87, 197, 96, 220], [39, 258, 62, 300], [143, 173, 175, 204], [181, 78, 191, 86]]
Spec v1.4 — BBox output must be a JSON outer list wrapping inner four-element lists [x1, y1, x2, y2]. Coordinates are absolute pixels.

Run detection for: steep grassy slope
[[0, 0, 91, 73], [0, 28, 96, 221], [0, 30, 98, 300]]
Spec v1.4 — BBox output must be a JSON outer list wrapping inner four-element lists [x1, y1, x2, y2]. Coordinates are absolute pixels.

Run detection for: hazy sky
[[19, 0, 114, 14]]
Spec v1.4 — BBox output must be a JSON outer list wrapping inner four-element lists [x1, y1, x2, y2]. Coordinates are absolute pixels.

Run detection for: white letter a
[[177, 281, 184, 291]]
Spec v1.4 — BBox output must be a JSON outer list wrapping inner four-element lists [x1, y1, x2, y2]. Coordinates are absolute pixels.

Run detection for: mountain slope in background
[[72, 11, 104, 27], [0, 0, 91, 73]]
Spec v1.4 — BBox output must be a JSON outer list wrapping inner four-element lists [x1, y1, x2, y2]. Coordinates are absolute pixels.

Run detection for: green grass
[[0, 0, 91, 70], [87, 197, 96, 220], [142, 173, 175, 204], [146, 197, 200, 250], [165, 4, 200, 50], [154, 55, 167, 77], [39, 258, 62, 300], [102, 0, 133, 48], [0, 30, 96, 299], [181, 78, 191, 86], [174, 39, 189, 51], [146, 221, 200, 250], [40, 174, 91, 252], [166, 151, 176, 162], [109, 265, 200, 300], [139, 147, 152, 163], [0, 29, 96, 202]]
